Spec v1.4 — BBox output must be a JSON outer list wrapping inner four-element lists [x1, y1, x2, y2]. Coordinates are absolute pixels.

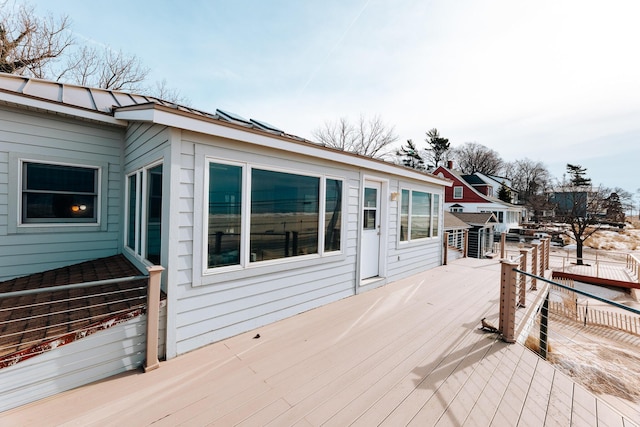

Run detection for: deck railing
[[627, 253, 640, 283], [0, 266, 163, 371], [501, 261, 640, 406], [498, 237, 551, 343]]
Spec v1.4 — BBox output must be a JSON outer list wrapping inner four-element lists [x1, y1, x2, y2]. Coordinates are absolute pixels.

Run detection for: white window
[[125, 162, 163, 264], [400, 189, 439, 242], [453, 186, 463, 199], [205, 160, 343, 270], [21, 161, 99, 224]]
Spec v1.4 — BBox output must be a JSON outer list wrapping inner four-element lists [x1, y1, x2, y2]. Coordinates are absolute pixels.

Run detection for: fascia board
[[0, 91, 126, 126], [116, 107, 452, 188]]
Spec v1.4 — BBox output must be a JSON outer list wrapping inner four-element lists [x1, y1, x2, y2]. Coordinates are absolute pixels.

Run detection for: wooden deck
[[3, 258, 638, 426]]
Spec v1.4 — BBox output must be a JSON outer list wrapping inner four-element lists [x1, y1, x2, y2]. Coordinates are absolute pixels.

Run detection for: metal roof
[[0, 72, 452, 187], [0, 72, 291, 136]]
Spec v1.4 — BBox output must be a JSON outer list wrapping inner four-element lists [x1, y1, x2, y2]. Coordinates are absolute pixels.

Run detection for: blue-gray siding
[[0, 105, 124, 281], [172, 132, 444, 355]]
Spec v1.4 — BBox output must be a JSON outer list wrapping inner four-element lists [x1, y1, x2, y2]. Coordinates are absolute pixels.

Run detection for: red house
[[433, 161, 523, 233]]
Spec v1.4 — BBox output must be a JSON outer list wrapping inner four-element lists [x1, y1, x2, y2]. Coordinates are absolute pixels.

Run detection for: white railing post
[[144, 265, 164, 372]]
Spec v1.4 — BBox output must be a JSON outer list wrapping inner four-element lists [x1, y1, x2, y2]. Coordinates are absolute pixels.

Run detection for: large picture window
[[22, 162, 98, 223], [400, 189, 439, 242], [251, 169, 319, 262], [205, 160, 343, 270]]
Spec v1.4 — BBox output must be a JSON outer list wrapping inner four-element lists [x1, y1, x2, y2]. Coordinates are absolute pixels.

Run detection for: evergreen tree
[[604, 192, 625, 222], [497, 182, 512, 203], [424, 128, 450, 169], [396, 139, 425, 170], [566, 164, 592, 187]]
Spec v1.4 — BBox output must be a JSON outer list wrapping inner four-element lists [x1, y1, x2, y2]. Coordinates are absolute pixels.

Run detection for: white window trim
[[196, 157, 347, 284], [399, 187, 440, 244], [9, 153, 107, 233], [123, 159, 163, 265], [453, 186, 463, 199]]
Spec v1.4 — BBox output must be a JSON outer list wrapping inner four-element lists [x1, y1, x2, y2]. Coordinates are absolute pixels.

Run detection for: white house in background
[[433, 162, 523, 233], [0, 72, 451, 359]]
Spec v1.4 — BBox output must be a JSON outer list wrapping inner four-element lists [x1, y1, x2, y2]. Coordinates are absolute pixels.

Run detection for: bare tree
[[1, 2, 184, 99], [553, 164, 605, 265], [450, 142, 503, 175], [504, 158, 551, 202], [58, 45, 149, 91], [0, 2, 73, 76], [312, 115, 398, 159], [148, 79, 191, 105]]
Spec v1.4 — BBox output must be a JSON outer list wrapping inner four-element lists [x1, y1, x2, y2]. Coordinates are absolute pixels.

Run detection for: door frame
[[358, 176, 389, 290]]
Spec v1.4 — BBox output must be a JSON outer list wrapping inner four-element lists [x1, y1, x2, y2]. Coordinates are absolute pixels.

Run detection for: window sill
[[12, 223, 102, 234], [397, 237, 440, 250], [195, 251, 347, 287]]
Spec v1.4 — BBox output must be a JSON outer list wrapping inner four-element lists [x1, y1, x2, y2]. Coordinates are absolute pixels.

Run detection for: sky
[[27, 0, 640, 204]]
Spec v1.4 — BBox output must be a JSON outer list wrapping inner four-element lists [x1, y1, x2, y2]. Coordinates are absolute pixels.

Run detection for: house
[[433, 161, 523, 233], [462, 171, 519, 205], [548, 185, 600, 219], [0, 72, 451, 359], [450, 212, 497, 258]]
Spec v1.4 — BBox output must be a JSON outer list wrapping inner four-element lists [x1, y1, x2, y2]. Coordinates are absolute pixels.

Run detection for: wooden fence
[[549, 300, 640, 335]]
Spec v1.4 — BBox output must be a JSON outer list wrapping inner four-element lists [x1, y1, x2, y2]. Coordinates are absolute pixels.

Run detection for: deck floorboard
[[2, 258, 637, 426]]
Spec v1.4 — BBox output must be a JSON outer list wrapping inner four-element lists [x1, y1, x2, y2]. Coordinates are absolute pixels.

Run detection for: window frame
[[201, 157, 346, 276], [124, 160, 163, 265], [12, 155, 106, 231], [453, 186, 463, 199], [399, 187, 441, 244]]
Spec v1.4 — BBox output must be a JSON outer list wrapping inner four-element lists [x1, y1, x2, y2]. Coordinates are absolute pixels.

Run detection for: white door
[[361, 182, 381, 279]]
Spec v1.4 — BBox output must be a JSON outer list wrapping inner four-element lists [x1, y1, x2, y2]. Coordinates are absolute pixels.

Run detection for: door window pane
[[208, 163, 242, 268], [251, 169, 319, 262], [324, 179, 342, 252], [363, 187, 377, 230]]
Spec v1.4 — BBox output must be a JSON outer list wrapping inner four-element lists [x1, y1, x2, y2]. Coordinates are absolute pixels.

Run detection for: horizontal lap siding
[[386, 178, 444, 283], [174, 134, 358, 355], [0, 152, 8, 236], [123, 123, 169, 170], [0, 106, 124, 281], [0, 314, 147, 412]]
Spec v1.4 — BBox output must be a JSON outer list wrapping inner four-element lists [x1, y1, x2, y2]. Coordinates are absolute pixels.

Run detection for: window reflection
[[251, 169, 319, 262]]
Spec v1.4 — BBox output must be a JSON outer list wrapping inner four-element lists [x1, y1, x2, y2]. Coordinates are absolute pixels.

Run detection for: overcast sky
[[30, 0, 640, 200]]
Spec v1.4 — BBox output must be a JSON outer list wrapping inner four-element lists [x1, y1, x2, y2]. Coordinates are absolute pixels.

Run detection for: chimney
[[447, 160, 453, 169]]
